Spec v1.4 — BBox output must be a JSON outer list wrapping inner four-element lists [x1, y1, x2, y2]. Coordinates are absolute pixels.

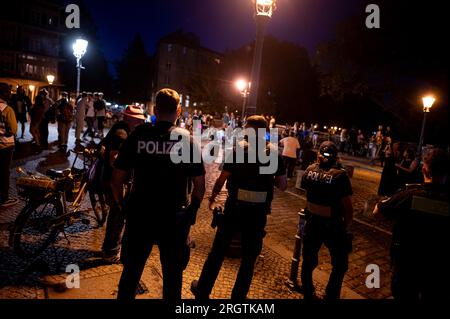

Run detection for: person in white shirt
[[75, 92, 90, 142], [280, 132, 301, 179], [83, 94, 96, 140], [95, 93, 107, 138]]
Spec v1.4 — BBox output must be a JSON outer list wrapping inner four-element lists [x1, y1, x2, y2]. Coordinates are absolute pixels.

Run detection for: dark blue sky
[[84, 0, 366, 62]]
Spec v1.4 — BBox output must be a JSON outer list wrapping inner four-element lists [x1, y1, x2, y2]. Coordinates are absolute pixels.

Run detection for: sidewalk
[[339, 154, 383, 174]]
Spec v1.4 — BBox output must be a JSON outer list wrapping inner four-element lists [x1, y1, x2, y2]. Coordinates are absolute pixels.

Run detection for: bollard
[[286, 210, 306, 291]]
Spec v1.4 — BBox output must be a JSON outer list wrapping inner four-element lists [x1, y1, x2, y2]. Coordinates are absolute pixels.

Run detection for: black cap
[[319, 141, 338, 160]]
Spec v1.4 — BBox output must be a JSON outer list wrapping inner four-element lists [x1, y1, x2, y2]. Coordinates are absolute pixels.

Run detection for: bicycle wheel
[[10, 197, 63, 259]]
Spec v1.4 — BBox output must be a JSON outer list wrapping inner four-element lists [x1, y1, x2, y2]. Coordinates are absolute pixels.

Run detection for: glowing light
[[46, 74, 55, 85], [235, 79, 248, 92], [73, 39, 88, 60], [422, 95, 435, 112], [29, 85, 35, 91], [255, 0, 276, 18]]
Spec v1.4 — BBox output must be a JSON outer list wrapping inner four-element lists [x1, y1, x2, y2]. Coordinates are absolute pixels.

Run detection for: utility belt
[[236, 189, 268, 204], [226, 189, 271, 215], [306, 201, 332, 217]]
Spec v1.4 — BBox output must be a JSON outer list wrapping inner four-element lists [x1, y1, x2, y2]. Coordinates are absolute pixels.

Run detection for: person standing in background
[[83, 94, 96, 141], [75, 92, 89, 143], [280, 131, 301, 179], [95, 93, 107, 139], [0, 83, 18, 207], [56, 92, 73, 151], [29, 89, 49, 147], [10, 86, 32, 140]]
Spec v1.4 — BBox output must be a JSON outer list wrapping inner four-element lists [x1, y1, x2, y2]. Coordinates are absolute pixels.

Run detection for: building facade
[[153, 31, 223, 112], [0, 0, 66, 101]]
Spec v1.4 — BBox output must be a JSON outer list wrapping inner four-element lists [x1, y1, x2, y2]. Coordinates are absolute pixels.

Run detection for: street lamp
[[46, 74, 55, 85], [246, 0, 276, 116], [235, 79, 250, 118], [72, 38, 88, 97], [418, 95, 436, 157]]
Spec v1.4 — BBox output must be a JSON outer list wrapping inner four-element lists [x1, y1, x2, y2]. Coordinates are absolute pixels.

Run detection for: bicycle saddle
[[46, 169, 71, 178]]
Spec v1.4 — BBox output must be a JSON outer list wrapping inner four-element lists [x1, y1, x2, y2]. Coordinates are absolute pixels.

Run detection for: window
[[166, 61, 171, 71], [183, 47, 187, 55], [168, 44, 173, 52], [214, 58, 221, 64]]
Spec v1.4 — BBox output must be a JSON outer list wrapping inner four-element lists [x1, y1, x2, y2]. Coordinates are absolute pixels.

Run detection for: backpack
[[94, 100, 105, 111], [45, 104, 57, 123], [57, 100, 73, 122]]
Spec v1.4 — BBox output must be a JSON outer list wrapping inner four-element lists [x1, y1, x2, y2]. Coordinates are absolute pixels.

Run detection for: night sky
[[83, 0, 366, 62]]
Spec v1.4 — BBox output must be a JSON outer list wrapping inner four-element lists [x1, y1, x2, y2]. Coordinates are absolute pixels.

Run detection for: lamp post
[[418, 95, 435, 157], [72, 38, 88, 97], [246, 0, 276, 116], [235, 79, 250, 119]]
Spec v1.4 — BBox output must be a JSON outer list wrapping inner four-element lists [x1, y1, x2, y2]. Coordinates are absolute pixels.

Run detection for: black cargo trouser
[[196, 201, 267, 300], [301, 214, 350, 300], [117, 211, 191, 301], [101, 190, 125, 255]]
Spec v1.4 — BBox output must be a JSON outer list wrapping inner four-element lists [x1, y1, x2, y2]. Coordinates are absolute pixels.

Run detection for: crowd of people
[[1, 84, 448, 301]]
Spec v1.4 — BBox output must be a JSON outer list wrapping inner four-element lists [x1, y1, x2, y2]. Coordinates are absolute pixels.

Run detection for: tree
[[315, 0, 449, 144], [115, 34, 153, 104], [223, 36, 319, 121]]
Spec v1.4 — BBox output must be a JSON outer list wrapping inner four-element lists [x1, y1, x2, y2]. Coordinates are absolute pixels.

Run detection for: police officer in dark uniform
[[111, 88, 206, 301], [374, 148, 449, 301], [191, 115, 287, 300], [300, 141, 354, 300]]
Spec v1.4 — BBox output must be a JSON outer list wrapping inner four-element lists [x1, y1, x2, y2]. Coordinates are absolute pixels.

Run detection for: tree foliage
[[115, 34, 153, 104], [315, 0, 448, 144]]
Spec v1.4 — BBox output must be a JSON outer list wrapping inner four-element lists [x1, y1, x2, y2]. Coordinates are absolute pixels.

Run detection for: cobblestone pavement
[[0, 124, 392, 299]]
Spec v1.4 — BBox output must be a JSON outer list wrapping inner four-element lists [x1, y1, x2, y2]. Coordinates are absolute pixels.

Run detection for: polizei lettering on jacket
[[137, 140, 177, 155], [306, 170, 334, 184]]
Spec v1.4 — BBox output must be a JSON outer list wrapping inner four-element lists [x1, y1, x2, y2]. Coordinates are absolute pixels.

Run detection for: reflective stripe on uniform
[[237, 189, 267, 203], [411, 196, 449, 217], [306, 202, 332, 217]]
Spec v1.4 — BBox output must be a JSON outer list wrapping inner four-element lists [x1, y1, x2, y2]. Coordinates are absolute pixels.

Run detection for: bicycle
[[9, 147, 108, 259]]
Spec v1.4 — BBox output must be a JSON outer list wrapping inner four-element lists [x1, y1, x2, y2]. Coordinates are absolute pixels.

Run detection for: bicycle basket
[[16, 177, 57, 199]]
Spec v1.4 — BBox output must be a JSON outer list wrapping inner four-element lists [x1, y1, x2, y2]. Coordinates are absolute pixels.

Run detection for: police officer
[[111, 88, 206, 301], [300, 141, 354, 300], [373, 148, 449, 300], [191, 115, 287, 300]]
